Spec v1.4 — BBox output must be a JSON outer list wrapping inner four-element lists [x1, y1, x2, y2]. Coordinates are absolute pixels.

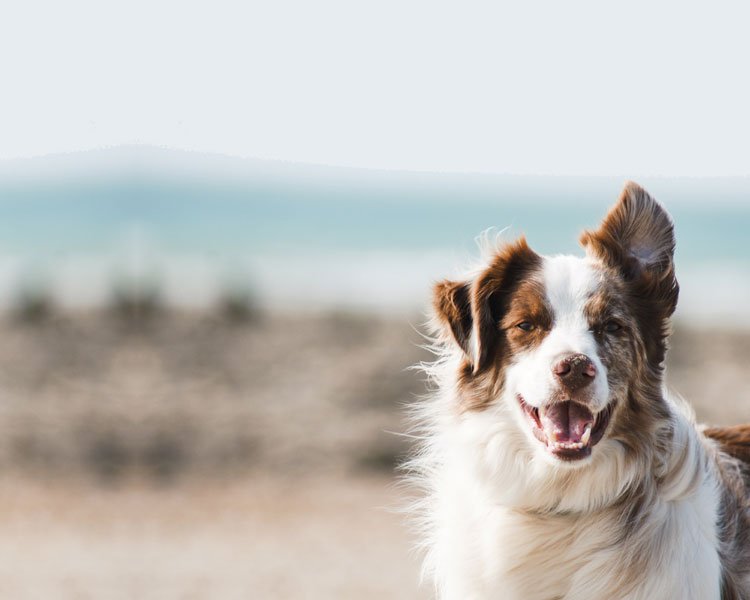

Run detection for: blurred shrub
[[215, 283, 261, 324], [141, 433, 187, 483], [11, 278, 56, 324], [84, 434, 132, 483], [109, 278, 163, 323]]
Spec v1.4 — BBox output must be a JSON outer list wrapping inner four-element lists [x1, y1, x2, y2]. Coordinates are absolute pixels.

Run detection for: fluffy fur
[[406, 183, 750, 599]]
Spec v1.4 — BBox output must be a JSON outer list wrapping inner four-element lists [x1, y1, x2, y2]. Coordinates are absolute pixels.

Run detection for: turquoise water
[[0, 164, 747, 318], [0, 173, 748, 264]]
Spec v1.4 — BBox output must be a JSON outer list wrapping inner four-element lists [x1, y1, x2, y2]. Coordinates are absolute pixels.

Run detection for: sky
[[1, 0, 749, 176]]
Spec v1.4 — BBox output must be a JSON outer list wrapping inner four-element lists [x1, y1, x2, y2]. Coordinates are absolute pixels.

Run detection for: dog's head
[[432, 183, 678, 503]]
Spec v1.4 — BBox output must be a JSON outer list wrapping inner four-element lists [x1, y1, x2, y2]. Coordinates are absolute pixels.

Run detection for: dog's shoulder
[[704, 424, 750, 489], [703, 425, 750, 598], [705, 424, 750, 464]]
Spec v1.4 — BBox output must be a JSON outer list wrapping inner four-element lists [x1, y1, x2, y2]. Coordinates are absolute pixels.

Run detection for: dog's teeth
[[553, 441, 583, 450], [581, 424, 592, 445]]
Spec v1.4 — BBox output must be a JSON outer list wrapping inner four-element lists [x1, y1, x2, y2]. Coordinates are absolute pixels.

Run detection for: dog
[[408, 183, 750, 599]]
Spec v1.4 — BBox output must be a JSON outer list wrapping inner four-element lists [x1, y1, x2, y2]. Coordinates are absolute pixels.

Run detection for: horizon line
[[2, 145, 750, 181]]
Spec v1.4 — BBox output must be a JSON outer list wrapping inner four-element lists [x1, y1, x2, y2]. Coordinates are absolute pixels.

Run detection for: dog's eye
[[516, 321, 534, 332], [604, 321, 622, 333]]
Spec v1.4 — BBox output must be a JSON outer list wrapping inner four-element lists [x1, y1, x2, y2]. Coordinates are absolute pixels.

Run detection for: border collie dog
[[410, 183, 750, 599]]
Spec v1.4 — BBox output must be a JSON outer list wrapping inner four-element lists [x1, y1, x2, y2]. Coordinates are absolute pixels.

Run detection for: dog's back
[[706, 425, 750, 489], [703, 425, 750, 599]]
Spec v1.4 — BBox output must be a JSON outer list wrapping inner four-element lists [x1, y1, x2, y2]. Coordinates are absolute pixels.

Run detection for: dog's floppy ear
[[433, 237, 541, 373], [432, 279, 474, 358]]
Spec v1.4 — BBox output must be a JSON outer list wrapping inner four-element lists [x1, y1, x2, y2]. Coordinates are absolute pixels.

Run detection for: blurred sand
[[0, 475, 424, 600], [0, 310, 747, 599]]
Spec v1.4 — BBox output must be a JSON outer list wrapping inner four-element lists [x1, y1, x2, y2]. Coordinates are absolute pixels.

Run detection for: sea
[[0, 148, 748, 324]]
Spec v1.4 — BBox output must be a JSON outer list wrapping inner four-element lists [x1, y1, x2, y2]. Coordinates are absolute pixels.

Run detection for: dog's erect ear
[[581, 182, 679, 365], [580, 182, 676, 285], [433, 238, 541, 372], [432, 279, 474, 358]]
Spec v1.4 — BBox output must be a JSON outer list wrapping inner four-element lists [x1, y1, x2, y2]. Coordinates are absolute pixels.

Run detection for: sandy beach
[[0, 310, 747, 598]]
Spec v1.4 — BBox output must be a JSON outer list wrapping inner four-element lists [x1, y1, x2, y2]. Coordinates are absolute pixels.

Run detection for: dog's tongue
[[539, 401, 594, 443]]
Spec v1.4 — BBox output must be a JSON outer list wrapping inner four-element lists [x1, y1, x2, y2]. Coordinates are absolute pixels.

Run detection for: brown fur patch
[[581, 182, 679, 368], [470, 237, 543, 373], [500, 279, 552, 352], [709, 438, 750, 599], [572, 234, 673, 471], [430, 237, 543, 411], [432, 280, 473, 357], [583, 280, 641, 415], [705, 425, 750, 476]]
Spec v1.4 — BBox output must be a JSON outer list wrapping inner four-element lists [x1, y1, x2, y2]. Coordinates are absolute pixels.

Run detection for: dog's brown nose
[[553, 354, 596, 391]]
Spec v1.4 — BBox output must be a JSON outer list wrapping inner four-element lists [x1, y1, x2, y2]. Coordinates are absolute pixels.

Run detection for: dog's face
[[500, 255, 631, 462], [433, 183, 679, 476]]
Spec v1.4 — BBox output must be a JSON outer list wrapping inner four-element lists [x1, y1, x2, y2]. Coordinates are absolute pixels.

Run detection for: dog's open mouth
[[518, 396, 613, 461]]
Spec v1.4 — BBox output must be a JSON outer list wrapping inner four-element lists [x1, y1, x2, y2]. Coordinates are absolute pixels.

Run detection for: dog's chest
[[435, 494, 723, 600], [472, 507, 607, 599]]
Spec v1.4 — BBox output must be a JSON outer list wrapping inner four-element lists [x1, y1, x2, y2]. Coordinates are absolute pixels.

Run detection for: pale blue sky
[[1, 0, 748, 176]]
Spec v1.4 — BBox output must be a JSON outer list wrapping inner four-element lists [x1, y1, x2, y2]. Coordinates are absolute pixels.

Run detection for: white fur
[[410, 254, 724, 599]]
